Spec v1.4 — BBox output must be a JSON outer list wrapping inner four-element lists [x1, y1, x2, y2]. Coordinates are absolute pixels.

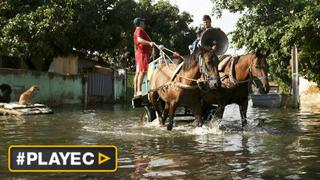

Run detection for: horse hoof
[[219, 125, 226, 131], [199, 121, 204, 127], [161, 120, 166, 126], [242, 120, 247, 127], [167, 123, 173, 131], [192, 121, 199, 127], [196, 123, 202, 128]]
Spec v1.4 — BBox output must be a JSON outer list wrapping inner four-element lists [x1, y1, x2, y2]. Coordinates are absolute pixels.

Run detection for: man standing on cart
[[133, 17, 154, 97]]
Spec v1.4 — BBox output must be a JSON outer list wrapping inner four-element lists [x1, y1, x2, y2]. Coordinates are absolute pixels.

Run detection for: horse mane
[[241, 51, 265, 59], [235, 51, 265, 74], [236, 52, 255, 64], [182, 49, 200, 71]]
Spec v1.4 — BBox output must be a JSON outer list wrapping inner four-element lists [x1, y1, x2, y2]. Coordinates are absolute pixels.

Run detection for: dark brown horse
[[202, 49, 270, 127], [148, 46, 221, 130]]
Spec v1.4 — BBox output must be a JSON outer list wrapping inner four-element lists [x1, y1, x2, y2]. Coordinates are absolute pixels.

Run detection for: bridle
[[197, 50, 221, 91], [199, 54, 220, 82], [148, 44, 221, 92], [247, 54, 268, 88]]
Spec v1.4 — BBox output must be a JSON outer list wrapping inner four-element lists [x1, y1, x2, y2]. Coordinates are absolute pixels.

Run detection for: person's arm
[[137, 37, 154, 47]]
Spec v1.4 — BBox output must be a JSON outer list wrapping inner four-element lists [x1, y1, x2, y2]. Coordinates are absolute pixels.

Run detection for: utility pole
[[291, 45, 300, 108]]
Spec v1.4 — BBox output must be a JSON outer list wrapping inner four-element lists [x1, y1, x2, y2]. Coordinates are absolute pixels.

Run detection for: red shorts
[[135, 50, 149, 72]]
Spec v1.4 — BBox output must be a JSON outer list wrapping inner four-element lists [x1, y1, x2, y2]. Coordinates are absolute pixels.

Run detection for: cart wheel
[[141, 106, 156, 123]]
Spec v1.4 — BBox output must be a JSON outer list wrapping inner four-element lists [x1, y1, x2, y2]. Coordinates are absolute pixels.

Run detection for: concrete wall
[[0, 68, 84, 105]]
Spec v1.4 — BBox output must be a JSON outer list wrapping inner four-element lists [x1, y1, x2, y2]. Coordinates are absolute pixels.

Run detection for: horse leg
[[167, 101, 177, 131], [192, 104, 202, 127], [215, 105, 225, 119], [149, 92, 163, 124], [161, 102, 169, 125], [239, 100, 248, 127], [155, 102, 164, 124]]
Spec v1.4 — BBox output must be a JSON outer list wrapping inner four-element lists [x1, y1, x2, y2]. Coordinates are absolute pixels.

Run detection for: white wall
[[299, 77, 320, 111]]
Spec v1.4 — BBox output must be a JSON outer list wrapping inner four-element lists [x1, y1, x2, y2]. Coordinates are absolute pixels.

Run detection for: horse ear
[[256, 48, 270, 57], [256, 48, 261, 56], [198, 45, 204, 53]]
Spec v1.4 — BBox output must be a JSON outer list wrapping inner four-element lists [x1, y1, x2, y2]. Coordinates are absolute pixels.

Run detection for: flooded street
[[0, 102, 320, 179]]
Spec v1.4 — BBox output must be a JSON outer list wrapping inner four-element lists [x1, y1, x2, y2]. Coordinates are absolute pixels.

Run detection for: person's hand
[[149, 42, 155, 47], [173, 51, 180, 57], [212, 45, 217, 51]]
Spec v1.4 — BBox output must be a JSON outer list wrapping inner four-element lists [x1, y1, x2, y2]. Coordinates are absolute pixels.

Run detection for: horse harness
[[148, 54, 219, 94], [199, 55, 220, 83], [219, 56, 239, 88], [220, 54, 268, 88]]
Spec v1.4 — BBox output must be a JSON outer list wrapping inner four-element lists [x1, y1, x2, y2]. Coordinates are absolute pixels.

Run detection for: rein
[[148, 44, 219, 92], [147, 81, 198, 94], [153, 44, 217, 84], [153, 44, 198, 82], [230, 74, 268, 85]]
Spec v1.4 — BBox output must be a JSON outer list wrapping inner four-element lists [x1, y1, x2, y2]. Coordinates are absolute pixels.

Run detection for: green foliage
[[0, 0, 195, 70], [0, 0, 119, 69], [137, 0, 194, 54], [104, 0, 196, 68], [211, 0, 320, 90]]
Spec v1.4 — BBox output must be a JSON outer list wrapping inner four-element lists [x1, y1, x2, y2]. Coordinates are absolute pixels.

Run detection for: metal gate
[[87, 72, 113, 97]]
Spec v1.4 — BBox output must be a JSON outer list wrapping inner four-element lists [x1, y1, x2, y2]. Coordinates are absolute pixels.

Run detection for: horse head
[[197, 45, 221, 91], [250, 49, 270, 94]]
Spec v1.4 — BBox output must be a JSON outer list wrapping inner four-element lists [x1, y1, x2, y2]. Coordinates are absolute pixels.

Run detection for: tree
[[0, 0, 128, 69], [137, 0, 195, 54], [211, 0, 320, 90], [102, 0, 196, 69], [0, 0, 196, 70]]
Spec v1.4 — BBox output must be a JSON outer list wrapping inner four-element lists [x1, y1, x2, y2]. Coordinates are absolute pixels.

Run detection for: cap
[[133, 17, 145, 26]]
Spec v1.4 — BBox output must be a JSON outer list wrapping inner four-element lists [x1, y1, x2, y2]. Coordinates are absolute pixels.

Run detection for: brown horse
[[148, 46, 221, 131], [202, 49, 270, 127]]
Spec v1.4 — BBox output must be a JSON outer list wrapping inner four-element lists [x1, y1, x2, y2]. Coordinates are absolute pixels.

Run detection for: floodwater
[[0, 102, 319, 179]]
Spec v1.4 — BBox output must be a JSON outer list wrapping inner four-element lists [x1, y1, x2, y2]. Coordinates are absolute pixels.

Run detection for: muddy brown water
[[0, 102, 319, 179]]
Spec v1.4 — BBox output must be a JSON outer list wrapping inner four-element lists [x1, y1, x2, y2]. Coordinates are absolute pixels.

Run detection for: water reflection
[[0, 104, 319, 179]]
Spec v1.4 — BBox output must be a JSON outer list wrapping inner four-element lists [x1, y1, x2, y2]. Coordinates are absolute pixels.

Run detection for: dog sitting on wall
[[0, 83, 12, 103], [19, 85, 39, 105]]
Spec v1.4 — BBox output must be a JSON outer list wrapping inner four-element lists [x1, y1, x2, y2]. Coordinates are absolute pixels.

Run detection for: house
[[48, 55, 126, 104]]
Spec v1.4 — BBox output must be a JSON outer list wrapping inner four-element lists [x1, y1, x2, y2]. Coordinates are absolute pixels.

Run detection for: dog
[[0, 83, 12, 103], [19, 85, 39, 105]]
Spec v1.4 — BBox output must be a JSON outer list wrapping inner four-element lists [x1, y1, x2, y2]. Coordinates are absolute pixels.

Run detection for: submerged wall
[[0, 68, 84, 105]]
